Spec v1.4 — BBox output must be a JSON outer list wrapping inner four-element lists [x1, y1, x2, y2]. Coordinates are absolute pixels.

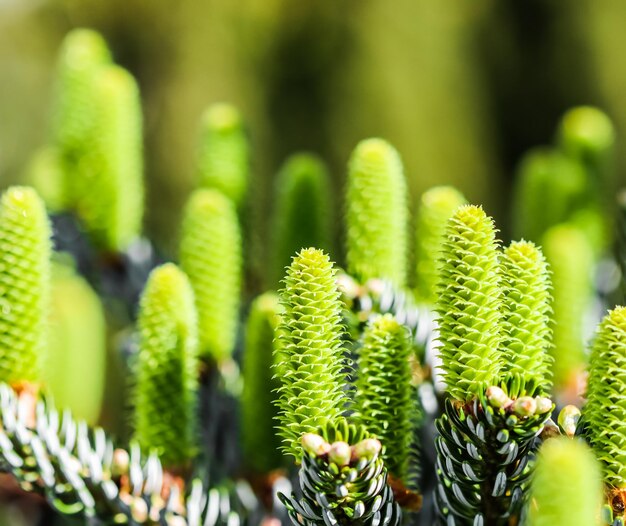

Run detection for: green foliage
[[414, 185, 467, 304], [500, 240, 553, 397], [0, 186, 51, 385], [241, 292, 283, 473], [436, 205, 503, 401], [280, 419, 401, 526], [541, 224, 593, 390], [583, 306, 626, 489], [196, 103, 249, 207], [274, 248, 348, 460], [353, 314, 413, 481], [132, 263, 199, 468], [345, 138, 408, 288], [51, 28, 112, 192], [527, 438, 602, 526], [512, 147, 587, 244], [271, 153, 331, 286], [44, 262, 106, 425], [179, 188, 242, 362], [74, 64, 144, 252]]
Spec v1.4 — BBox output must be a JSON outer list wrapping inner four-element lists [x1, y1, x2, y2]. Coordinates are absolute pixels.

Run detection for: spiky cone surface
[[583, 307, 626, 498], [274, 248, 348, 460], [434, 386, 553, 525], [179, 188, 242, 363], [51, 28, 111, 193], [436, 205, 503, 402], [541, 224, 593, 391], [511, 147, 587, 244], [345, 138, 409, 288], [0, 187, 52, 385], [132, 263, 199, 469], [414, 186, 467, 305], [241, 292, 284, 474], [279, 419, 401, 526], [73, 64, 144, 252], [195, 103, 249, 207], [271, 153, 332, 287], [527, 437, 602, 526], [353, 314, 414, 482], [500, 240, 553, 398]]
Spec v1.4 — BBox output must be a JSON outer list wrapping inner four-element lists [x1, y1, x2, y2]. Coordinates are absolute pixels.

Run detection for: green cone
[[274, 248, 348, 460], [241, 292, 283, 473], [195, 103, 249, 208], [0, 187, 52, 385], [414, 185, 467, 304], [179, 188, 242, 363], [345, 138, 408, 288], [132, 263, 199, 468]]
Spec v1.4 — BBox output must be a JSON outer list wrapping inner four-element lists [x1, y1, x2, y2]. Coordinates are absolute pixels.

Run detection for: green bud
[[353, 438, 382, 461], [486, 386, 511, 409], [328, 442, 351, 467], [302, 433, 331, 457], [512, 396, 537, 417], [558, 405, 581, 438]]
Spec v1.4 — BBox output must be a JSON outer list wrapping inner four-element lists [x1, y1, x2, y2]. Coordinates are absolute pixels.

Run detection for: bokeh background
[[3, 0, 626, 256]]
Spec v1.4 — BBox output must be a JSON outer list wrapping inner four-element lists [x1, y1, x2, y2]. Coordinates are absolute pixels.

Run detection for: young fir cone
[[500, 240, 553, 398], [541, 224, 594, 393], [51, 28, 112, 196], [414, 185, 467, 305], [132, 263, 199, 469], [241, 292, 283, 474], [195, 103, 249, 208], [345, 138, 409, 288], [279, 419, 401, 526], [353, 314, 414, 482], [436, 205, 503, 400], [274, 248, 348, 460], [179, 188, 242, 363], [527, 438, 602, 526], [583, 306, 626, 524], [434, 206, 554, 525], [0, 187, 52, 385], [511, 147, 587, 244], [74, 64, 144, 252], [271, 153, 331, 287]]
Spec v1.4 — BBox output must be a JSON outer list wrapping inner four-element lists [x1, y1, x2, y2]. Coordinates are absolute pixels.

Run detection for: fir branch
[[500, 240, 553, 398], [271, 153, 331, 287], [414, 185, 467, 305], [0, 186, 52, 385], [527, 438, 602, 526], [436, 205, 503, 401], [541, 224, 594, 391], [195, 103, 249, 208], [179, 189, 242, 363], [241, 292, 283, 474], [345, 138, 409, 288], [353, 314, 414, 482], [434, 387, 553, 525], [132, 264, 199, 469], [274, 248, 348, 460], [279, 419, 401, 526], [0, 383, 258, 525]]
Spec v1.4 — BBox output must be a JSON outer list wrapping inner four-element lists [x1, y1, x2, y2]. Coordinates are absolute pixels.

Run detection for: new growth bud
[[302, 433, 331, 457], [328, 441, 351, 466], [558, 405, 581, 437]]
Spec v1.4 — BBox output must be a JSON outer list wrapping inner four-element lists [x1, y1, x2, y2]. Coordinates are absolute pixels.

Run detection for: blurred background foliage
[[1, 0, 626, 257]]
